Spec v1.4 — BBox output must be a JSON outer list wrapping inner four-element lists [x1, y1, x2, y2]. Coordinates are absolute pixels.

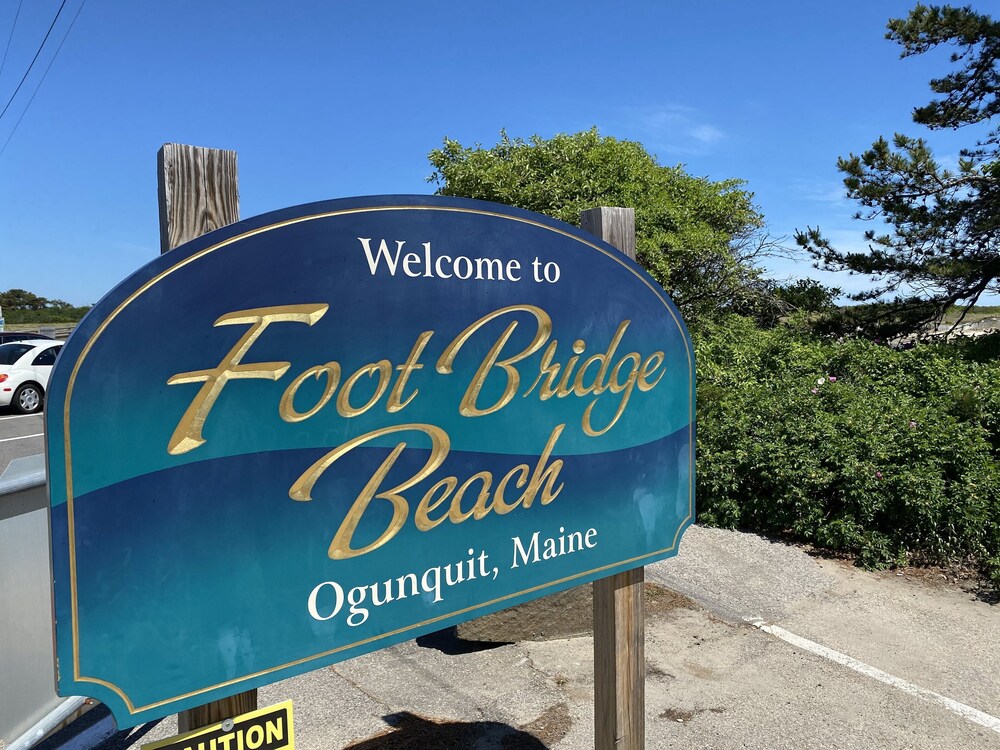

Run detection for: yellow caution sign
[[142, 701, 294, 750]]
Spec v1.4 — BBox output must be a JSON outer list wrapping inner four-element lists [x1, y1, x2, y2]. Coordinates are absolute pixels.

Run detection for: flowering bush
[[695, 316, 1000, 584]]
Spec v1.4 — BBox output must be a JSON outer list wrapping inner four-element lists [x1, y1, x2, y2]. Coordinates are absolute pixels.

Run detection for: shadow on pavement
[[344, 711, 547, 749], [415, 626, 509, 655]]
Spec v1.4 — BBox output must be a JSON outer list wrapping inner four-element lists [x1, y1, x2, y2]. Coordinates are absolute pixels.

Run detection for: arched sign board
[[46, 195, 695, 726]]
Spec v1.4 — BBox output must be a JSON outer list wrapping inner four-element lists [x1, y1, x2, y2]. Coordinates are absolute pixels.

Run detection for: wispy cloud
[[791, 177, 850, 207], [690, 124, 725, 145], [614, 104, 728, 157]]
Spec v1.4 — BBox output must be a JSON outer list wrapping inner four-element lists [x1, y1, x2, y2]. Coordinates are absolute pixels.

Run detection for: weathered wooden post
[[581, 206, 644, 750], [156, 142, 257, 732], [157, 144, 240, 255]]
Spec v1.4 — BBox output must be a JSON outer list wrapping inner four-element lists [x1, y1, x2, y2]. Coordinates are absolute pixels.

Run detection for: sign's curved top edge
[[68, 195, 684, 347], [59, 195, 694, 394]]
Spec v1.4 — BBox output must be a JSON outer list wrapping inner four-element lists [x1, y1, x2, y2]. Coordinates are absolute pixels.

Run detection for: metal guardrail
[[4, 698, 88, 750], [36, 326, 75, 341], [0, 456, 66, 745]]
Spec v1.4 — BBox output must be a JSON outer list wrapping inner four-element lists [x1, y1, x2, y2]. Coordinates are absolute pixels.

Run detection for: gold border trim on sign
[[62, 204, 696, 714]]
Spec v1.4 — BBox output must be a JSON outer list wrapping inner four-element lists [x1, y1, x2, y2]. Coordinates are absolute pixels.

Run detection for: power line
[[0, 0, 85, 159], [0, 0, 25, 83], [0, 0, 67, 125]]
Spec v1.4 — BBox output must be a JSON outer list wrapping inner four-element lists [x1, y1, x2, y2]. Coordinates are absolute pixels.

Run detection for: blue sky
[[1, 0, 992, 307]]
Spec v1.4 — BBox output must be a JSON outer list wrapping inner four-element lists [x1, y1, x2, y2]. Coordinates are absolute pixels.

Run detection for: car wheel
[[13, 383, 43, 414]]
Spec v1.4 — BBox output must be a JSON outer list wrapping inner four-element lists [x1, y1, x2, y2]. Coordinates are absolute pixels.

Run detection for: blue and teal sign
[[46, 195, 694, 725]]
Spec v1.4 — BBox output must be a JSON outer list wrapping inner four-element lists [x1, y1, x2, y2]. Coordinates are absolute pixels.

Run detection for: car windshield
[[0, 343, 32, 365]]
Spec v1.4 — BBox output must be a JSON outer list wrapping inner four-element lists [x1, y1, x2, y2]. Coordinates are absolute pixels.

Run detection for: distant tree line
[[0, 288, 91, 323]]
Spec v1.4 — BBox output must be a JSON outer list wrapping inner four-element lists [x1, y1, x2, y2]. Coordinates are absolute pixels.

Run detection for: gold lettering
[[521, 424, 565, 507], [289, 424, 448, 559], [492, 464, 530, 514], [451, 471, 492, 522], [387, 331, 433, 413], [415, 477, 457, 530], [166, 303, 328, 454], [279, 362, 341, 422], [573, 320, 630, 396], [291, 424, 566, 557], [554, 340, 586, 397], [522, 341, 561, 400], [437, 304, 551, 417], [638, 351, 666, 391], [336, 360, 392, 417], [583, 353, 642, 436]]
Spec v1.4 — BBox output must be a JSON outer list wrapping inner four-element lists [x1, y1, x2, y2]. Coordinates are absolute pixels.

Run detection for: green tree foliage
[[697, 315, 1000, 584], [775, 279, 842, 314], [0, 288, 90, 323], [428, 129, 778, 324], [0, 288, 49, 311], [797, 4, 1000, 337]]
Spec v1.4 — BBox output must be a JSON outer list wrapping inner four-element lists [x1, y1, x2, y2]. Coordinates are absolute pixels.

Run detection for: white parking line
[[0, 433, 43, 443], [747, 618, 1000, 735], [0, 413, 43, 422]]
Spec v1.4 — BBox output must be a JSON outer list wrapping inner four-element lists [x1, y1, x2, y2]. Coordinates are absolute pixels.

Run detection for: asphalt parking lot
[[0, 408, 46, 478]]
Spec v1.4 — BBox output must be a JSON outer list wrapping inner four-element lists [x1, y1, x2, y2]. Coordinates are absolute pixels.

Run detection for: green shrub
[[695, 317, 1000, 584]]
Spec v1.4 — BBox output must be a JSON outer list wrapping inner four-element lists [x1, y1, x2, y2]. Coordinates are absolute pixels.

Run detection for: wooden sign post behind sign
[[582, 207, 644, 750], [157, 143, 240, 256], [156, 143, 258, 732]]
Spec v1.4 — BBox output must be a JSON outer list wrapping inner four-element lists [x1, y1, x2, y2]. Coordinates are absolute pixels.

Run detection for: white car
[[0, 339, 64, 414]]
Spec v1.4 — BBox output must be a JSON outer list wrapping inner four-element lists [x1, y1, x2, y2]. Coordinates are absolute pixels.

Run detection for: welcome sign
[[46, 195, 694, 725]]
